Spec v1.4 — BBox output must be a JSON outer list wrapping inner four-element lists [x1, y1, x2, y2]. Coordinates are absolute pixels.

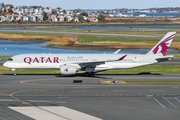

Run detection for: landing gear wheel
[[85, 72, 94, 77], [85, 72, 89, 77], [85, 67, 95, 77], [12, 69, 16, 76], [90, 72, 94, 77]]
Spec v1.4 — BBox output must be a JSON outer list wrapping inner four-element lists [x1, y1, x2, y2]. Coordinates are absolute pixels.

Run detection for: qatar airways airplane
[[3, 32, 176, 76]]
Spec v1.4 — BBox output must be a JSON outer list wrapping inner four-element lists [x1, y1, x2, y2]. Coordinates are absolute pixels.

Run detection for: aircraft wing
[[113, 49, 121, 54], [76, 55, 127, 68], [77, 61, 106, 68]]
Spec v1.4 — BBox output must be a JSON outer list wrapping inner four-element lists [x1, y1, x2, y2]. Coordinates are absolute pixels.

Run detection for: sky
[[3, 0, 180, 9]]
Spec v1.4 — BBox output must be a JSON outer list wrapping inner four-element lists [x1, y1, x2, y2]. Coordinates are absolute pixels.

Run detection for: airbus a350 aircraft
[[3, 32, 176, 76]]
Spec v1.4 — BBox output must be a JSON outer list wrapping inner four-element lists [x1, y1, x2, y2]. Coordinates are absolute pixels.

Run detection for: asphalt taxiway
[[0, 74, 180, 120]]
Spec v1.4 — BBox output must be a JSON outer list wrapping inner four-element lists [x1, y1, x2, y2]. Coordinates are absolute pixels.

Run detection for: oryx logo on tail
[[147, 32, 176, 56], [153, 33, 176, 56]]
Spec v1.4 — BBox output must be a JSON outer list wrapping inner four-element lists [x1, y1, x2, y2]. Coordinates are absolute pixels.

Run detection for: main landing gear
[[85, 72, 94, 77], [85, 67, 95, 77]]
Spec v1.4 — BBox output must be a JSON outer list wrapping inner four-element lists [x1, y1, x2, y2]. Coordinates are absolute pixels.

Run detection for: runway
[[0, 74, 180, 120]]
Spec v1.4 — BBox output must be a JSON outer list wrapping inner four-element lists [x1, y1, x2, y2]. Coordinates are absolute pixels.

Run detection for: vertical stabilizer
[[147, 32, 176, 56]]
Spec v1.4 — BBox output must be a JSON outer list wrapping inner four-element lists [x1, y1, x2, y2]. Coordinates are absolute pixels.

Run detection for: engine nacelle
[[60, 65, 77, 75]]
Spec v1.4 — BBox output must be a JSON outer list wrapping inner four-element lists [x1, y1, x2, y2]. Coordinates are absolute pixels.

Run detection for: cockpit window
[[8, 58, 13, 61]]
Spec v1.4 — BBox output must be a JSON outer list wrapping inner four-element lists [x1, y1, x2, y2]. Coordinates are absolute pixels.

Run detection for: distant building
[[0, 16, 5, 22], [168, 17, 180, 21], [28, 16, 36, 22], [139, 14, 146, 17], [22, 16, 28, 21], [88, 16, 98, 22]]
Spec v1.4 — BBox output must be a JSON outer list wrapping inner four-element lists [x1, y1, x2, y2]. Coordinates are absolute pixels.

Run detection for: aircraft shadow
[[2, 72, 161, 78], [56, 72, 161, 77]]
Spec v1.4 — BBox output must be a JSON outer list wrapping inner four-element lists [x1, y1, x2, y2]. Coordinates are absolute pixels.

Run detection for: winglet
[[113, 49, 121, 54], [118, 55, 127, 61], [147, 32, 176, 56]]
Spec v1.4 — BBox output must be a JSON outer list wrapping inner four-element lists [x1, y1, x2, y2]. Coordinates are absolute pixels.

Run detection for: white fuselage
[[3, 53, 159, 72]]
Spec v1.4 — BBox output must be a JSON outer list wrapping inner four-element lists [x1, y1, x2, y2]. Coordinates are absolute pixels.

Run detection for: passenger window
[[8, 58, 13, 61]]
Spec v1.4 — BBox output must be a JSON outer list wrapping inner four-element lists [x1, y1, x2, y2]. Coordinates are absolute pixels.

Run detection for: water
[[133, 13, 180, 17], [0, 40, 180, 55], [0, 40, 118, 55]]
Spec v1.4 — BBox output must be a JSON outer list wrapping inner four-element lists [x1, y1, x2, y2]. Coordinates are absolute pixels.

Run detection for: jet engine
[[60, 65, 77, 75]]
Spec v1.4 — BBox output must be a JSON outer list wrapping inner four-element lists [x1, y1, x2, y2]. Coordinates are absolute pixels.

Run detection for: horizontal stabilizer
[[156, 55, 174, 62]]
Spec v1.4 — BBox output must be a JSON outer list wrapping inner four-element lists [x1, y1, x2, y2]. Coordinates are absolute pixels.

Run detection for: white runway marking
[[153, 98, 166, 108], [163, 97, 177, 108], [175, 98, 180, 102], [9, 106, 102, 120]]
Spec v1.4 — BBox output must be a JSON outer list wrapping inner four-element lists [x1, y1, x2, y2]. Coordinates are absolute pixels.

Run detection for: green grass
[[77, 35, 170, 44], [79, 35, 180, 43], [0, 56, 10, 59], [79, 36, 121, 42], [173, 54, 180, 59], [100, 65, 180, 74], [0, 65, 59, 74]]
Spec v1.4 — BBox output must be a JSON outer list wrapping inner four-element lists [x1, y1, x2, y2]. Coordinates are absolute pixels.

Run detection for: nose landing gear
[[12, 69, 16, 76]]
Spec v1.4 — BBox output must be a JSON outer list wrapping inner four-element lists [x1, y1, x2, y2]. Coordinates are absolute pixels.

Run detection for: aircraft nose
[[3, 62, 8, 67]]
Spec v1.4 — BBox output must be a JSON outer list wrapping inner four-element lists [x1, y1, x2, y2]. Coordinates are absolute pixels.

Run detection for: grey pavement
[[0, 74, 180, 120]]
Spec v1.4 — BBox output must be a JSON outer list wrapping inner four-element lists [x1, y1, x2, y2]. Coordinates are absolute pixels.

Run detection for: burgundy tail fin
[[147, 32, 176, 56]]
